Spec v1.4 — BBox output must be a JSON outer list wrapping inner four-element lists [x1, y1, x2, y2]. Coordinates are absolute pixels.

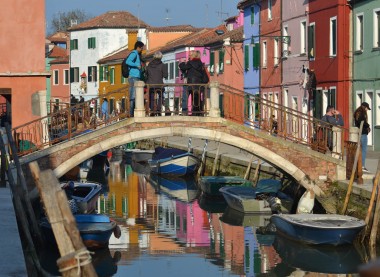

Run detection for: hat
[[362, 102, 371, 110]]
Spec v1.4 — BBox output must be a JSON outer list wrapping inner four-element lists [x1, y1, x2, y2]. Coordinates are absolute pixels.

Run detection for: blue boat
[[148, 147, 200, 176], [199, 176, 253, 197], [40, 214, 118, 249], [270, 213, 366, 245]]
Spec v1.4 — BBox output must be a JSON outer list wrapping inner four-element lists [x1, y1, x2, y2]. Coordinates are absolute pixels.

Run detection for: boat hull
[[61, 182, 102, 214], [149, 153, 200, 176], [270, 214, 366, 245], [199, 176, 252, 197]]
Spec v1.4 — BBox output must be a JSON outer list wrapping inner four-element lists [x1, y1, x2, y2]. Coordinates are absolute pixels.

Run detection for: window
[[300, 21, 306, 55], [169, 62, 174, 79], [109, 67, 115, 84], [88, 66, 97, 82], [64, 69, 69, 85], [283, 26, 289, 57], [274, 39, 279, 66], [262, 41, 267, 67], [70, 39, 78, 50], [253, 43, 260, 68], [70, 67, 79, 83], [374, 10, 380, 48], [244, 45, 249, 71], [218, 50, 225, 73], [326, 87, 336, 109], [121, 75, 127, 84], [210, 52, 215, 75], [53, 70, 59, 85], [330, 17, 337, 56], [268, 0, 272, 20], [356, 14, 364, 51], [250, 6, 255, 25], [308, 23, 315, 60], [175, 61, 179, 78], [88, 37, 96, 49], [99, 66, 108, 82]]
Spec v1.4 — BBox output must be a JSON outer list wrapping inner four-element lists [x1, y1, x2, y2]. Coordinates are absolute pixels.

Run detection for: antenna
[[164, 8, 171, 26], [216, 0, 228, 23]]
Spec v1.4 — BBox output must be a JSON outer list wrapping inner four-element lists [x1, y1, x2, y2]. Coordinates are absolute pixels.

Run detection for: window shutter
[[88, 38, 90, 48], [250, 6, 255, 25], [253, 43, 260, 68], [244, 45, 249, 71], [70, 40, 73, 49], [100, 66, 103, 81], [219, 50, 225, 73], [93, 37, 96, 48], [210, 52, 215, 75], [70, 68, 74, 83], [175, 61, 179, 78], [94, 66, 97, 82]]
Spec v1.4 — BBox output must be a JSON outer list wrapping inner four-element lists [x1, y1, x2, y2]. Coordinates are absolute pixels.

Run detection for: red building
[[260, 0, 282, 105], [308, 0, 351, 126]]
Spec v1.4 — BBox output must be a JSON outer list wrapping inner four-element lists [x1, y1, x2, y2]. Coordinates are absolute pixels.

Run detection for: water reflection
[[89, 161, 368, 276]]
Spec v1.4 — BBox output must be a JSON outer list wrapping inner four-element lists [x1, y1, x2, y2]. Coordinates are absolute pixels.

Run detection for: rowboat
[[148, 147, 200, 176], [124, 148, 155, 164], [270, 213, 366, 245], [273, 234, 364, 273], [199, 176, 253, 197], [219, 179, 291, 214], [61, 181, 102, 214], [40, 214, 119, 249]]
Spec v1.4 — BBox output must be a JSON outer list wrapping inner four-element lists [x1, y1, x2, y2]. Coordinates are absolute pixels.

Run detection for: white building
[[68, 11, 148, 101]]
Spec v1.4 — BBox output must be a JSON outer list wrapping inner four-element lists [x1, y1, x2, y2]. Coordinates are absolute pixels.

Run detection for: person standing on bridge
[[321, 105, 344, 151], [146, 51, 168, 116], [354, 102, 371, 173], [101, 98, 109, 123], [126, 41, 145, 117]]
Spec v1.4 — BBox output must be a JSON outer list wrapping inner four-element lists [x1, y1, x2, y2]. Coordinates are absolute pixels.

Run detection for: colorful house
[[0, 0, 49, 128], [308, 0, 351, 127], [351, 0, 380, 149], [68, 11, 148, 101]]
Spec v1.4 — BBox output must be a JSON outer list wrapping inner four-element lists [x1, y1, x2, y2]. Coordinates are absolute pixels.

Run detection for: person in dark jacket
[[179, 50, 207, 116], [354, 102, 371, 173], [321, 105, 344, 151], [146, 51, 168, 116]]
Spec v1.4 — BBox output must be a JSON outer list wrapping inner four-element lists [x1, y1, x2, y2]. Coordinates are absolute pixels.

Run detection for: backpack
[[201, 66, 210, 84], [121, 52, 137, 78]]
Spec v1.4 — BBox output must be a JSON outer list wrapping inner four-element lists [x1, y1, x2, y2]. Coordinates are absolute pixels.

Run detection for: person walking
[[125, 41, 145, 117], [321, 105, 344, 151], [101, 98, 109, 123], [354, 102, 371, 173], [146, 51, 168, 116], [179, 50, 208, 116]]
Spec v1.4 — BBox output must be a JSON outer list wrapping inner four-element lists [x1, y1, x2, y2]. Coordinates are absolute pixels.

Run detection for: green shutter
[[92, 37, 96, 48], [70, 40, 73, 49], [100, 66, 103, 81], [219, 50, 225, 73], [251, 6, 254, 25], [70, 68, 74, 83], [253, 43, 260, 68], [210, 52, 215, 75], [244, 45, 249, 71], [88, 38, 90, 48]]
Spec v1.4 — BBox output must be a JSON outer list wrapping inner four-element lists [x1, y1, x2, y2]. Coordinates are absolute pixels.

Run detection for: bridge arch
[[20, 117, 341, 196]]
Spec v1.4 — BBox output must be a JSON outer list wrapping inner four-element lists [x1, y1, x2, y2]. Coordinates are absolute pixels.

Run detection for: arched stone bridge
[[19, 116, 346, 196]]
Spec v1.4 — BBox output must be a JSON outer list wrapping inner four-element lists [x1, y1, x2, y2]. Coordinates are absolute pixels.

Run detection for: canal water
[[43, 155, 370, 276]]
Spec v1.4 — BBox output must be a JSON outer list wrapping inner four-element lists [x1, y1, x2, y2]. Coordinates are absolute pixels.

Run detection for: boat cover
[[152, 147, 188, 160]]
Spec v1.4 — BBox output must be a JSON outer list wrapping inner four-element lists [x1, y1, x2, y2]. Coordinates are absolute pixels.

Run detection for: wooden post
[[369, 171, 380, 251], [29, 162, 97, 277], [341, 121, 364, 215], [252, 159, 261, 187], [197, 139, 208, 177], [244, 155, 255, 180], [211, 142, 220, 176], [4, 123, 43, 244]]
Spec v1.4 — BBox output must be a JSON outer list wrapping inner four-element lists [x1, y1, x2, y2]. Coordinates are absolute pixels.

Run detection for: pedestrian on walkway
[[322, 105, 344, 151], [354, 102, 371, 173], [101, 98, 109, 123], [146, 51, 168, 116], [126, 41, 145, 117]]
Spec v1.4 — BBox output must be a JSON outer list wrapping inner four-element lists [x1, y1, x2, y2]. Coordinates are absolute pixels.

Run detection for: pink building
[[0, 0, 49, 128]]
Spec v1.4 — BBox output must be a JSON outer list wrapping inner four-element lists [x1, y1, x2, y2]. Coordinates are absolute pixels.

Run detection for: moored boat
[[199, 176, 253, 197], [270, 213, 366, 245], [148, 147, 200, 176]]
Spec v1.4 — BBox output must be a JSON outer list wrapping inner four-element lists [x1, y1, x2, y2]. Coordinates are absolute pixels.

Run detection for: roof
[[98, 46, 131, 64], [203, 26, 244, 46], [237, 0, 257, 9], [50, 56, 69, 64], [47, 46, 67, 58], [47, 31, 69, 43], [68, 11, 149, 31], [147, 25, 202, 33]]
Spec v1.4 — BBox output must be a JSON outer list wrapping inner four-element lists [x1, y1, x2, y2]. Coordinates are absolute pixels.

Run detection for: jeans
[[128, 77, 139, 117], [361, 134, 368, 167]]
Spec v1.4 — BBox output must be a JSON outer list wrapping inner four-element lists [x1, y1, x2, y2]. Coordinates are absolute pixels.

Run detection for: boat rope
[[58, 248, 94, 275]]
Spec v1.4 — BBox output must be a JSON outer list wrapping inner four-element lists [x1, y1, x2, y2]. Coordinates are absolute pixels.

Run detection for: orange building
[[0, 0, 49, 128]]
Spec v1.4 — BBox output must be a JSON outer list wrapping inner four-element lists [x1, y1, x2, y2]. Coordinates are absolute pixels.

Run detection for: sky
[[45, 0, 240, 33]]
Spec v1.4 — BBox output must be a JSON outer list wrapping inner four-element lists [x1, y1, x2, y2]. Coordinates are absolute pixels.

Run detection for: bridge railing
[[12, 81, 347, 159], [219, 84, 348, 159]]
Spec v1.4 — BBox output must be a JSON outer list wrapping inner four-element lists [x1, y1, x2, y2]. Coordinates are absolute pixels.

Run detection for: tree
[[50, 9, 90, 33]]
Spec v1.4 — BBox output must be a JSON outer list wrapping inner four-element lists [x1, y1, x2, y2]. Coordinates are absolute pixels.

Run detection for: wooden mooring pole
[[29, 162, 97, 277], [244, 155, 255, 180], [211, 142, 220, 176]]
